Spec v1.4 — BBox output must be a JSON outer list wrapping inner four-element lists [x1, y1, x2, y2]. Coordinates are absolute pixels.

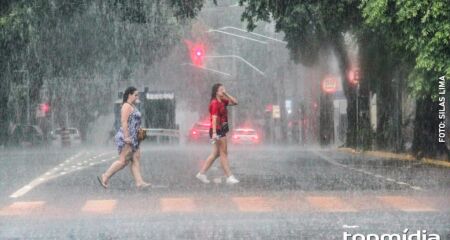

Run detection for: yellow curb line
[[422, 158, 450, 168], [338, 148, 450, 168]]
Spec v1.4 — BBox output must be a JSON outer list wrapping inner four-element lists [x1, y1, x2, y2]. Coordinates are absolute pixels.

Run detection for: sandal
[[97, 175, 108, 189]]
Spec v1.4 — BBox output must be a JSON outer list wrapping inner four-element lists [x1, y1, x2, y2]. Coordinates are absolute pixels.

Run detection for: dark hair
[[211, 83, 222, 101], [123, 86, 137, 103]]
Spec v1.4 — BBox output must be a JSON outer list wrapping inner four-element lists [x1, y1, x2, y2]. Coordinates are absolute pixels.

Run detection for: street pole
[[26, 71, 30, 125], [14, 69, 30, 125], [356, 82, 360, 151], [231, 38, 237, 129], [215, 26, 288, 45], [203, 55, 265, 77]]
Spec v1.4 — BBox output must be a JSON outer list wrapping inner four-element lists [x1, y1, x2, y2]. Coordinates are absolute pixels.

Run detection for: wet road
[[0, 144, 449, 239]]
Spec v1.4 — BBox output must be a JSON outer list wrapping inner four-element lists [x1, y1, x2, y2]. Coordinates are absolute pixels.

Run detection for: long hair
[[210, 83, 222, 101], [122, 86, 137, 103]]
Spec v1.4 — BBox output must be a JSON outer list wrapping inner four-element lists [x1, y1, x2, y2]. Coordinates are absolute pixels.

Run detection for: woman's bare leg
[[199, 142, 219, 174], [102, 145, 131, 185], [130, 149, 150, 187], [218, 138, 232, 177]]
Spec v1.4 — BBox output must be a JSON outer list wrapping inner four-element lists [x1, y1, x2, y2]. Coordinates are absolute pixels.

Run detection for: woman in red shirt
[[196, 83, 240, 184]]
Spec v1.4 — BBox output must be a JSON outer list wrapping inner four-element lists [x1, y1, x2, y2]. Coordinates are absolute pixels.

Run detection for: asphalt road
[[0, 144, 449, 239]]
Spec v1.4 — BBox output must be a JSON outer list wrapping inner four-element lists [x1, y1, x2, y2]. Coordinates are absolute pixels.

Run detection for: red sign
[[322, 76, 337, 94]]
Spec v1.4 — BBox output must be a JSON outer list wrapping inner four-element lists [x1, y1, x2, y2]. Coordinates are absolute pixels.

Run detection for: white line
[[9, 151, 85, 198], [343, 225, 360, 229], [312, 151, 421, 190]]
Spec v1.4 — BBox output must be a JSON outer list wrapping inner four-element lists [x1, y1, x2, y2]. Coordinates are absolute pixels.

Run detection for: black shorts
[[209, 128, 226, 138]]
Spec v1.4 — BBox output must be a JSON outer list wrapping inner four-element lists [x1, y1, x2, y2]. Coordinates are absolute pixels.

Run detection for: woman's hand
[[124, 137, 132, 144], [212, 133, 218, 140]]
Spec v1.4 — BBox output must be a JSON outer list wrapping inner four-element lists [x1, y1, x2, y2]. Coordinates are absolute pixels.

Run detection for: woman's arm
[[223, 91, 238, 106], [120, 104, 133, 141]]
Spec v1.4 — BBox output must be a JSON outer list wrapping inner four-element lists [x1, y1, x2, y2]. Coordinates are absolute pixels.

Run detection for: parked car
[[188, 120, 211, 143], [9, 124, 45, 147], [50, 127, 82, 146], [231, 128, 260, 145]]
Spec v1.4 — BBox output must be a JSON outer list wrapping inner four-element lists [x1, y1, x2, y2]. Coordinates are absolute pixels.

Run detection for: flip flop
[[97, 175, 108, 189], [137, 182, 152, 190]]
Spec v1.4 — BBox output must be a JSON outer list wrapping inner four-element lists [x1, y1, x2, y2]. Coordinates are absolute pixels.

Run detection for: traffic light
[[40, 103, 50, 115], [190, 44, 205, 66], [347, 68, 361, 85], [185, 40, 206, 66]]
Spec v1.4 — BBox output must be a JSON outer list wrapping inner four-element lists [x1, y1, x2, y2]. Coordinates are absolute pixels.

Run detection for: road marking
[[313, 151, 423, 191], [160, 198, 196, 212], [306, 196, 357, 212], [343, 225, 360, 229], [82, 200, 117, 214], [0, 201, 45, 216], [9, 151, 115, 199], [232, 197, 273, 212], [1, 195, 448, 216], [377, 196, 437, 212]]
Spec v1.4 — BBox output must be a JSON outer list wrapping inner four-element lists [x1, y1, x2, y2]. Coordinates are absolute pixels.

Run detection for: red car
[[231, 128, 260, 145], [188, 121, 211, 143]]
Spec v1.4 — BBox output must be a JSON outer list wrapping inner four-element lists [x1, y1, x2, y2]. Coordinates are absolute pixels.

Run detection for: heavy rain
[[0, 0, 449, 239]]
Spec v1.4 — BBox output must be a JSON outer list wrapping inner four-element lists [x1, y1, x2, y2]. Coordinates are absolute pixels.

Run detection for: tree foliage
[[361, 0, 450, 98], [0, 0, 194, 142]]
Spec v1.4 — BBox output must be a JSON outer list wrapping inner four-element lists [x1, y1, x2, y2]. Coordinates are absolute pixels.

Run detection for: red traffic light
[[347, 68, 361, 85], [185, 40, 206, 66], [40, 103, 50, 113]]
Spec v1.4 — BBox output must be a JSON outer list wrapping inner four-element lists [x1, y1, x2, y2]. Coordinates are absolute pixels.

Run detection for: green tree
[[0, 0, 193, 143], [361, 0, 450, 158]]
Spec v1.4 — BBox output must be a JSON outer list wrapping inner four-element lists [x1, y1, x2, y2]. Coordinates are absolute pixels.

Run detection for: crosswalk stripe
[[160, 198, 195, 212], [306, 196, 357, 212], [232, 197, 273, 212], [377, 196, 437, 212], [0, 195, 447, 216], [344, 196, 388, 211], [81, 200, 117, 214], [0, 201, 45, 216]]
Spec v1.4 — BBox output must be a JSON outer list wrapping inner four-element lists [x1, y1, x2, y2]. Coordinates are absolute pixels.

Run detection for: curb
[[338, 148, 450, 168]]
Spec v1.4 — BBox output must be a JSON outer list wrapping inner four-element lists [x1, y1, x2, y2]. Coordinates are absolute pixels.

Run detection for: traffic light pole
[[206, 29, 268, 44], [14, 69, 30, 125], [356, 82, 360, 151], [217, 26, 287, 45], [181, 63, 232, 77], [204, 55, 266, 77]]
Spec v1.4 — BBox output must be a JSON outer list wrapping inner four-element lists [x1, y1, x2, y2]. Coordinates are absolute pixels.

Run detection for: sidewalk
[[338, 148, 450, 168]]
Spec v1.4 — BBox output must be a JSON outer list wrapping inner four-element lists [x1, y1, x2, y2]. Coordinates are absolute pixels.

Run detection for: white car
[[50, 127, 82, 146]]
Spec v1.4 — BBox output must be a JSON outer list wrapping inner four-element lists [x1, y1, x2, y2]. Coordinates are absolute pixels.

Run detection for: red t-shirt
[[209, 98, 229, 130]]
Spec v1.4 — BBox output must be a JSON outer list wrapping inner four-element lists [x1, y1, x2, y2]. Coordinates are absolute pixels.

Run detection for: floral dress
[[115, 106, 142, 154]]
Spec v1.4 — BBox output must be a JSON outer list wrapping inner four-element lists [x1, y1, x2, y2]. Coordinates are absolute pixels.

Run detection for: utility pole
[[14, 69, 30, 125]]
